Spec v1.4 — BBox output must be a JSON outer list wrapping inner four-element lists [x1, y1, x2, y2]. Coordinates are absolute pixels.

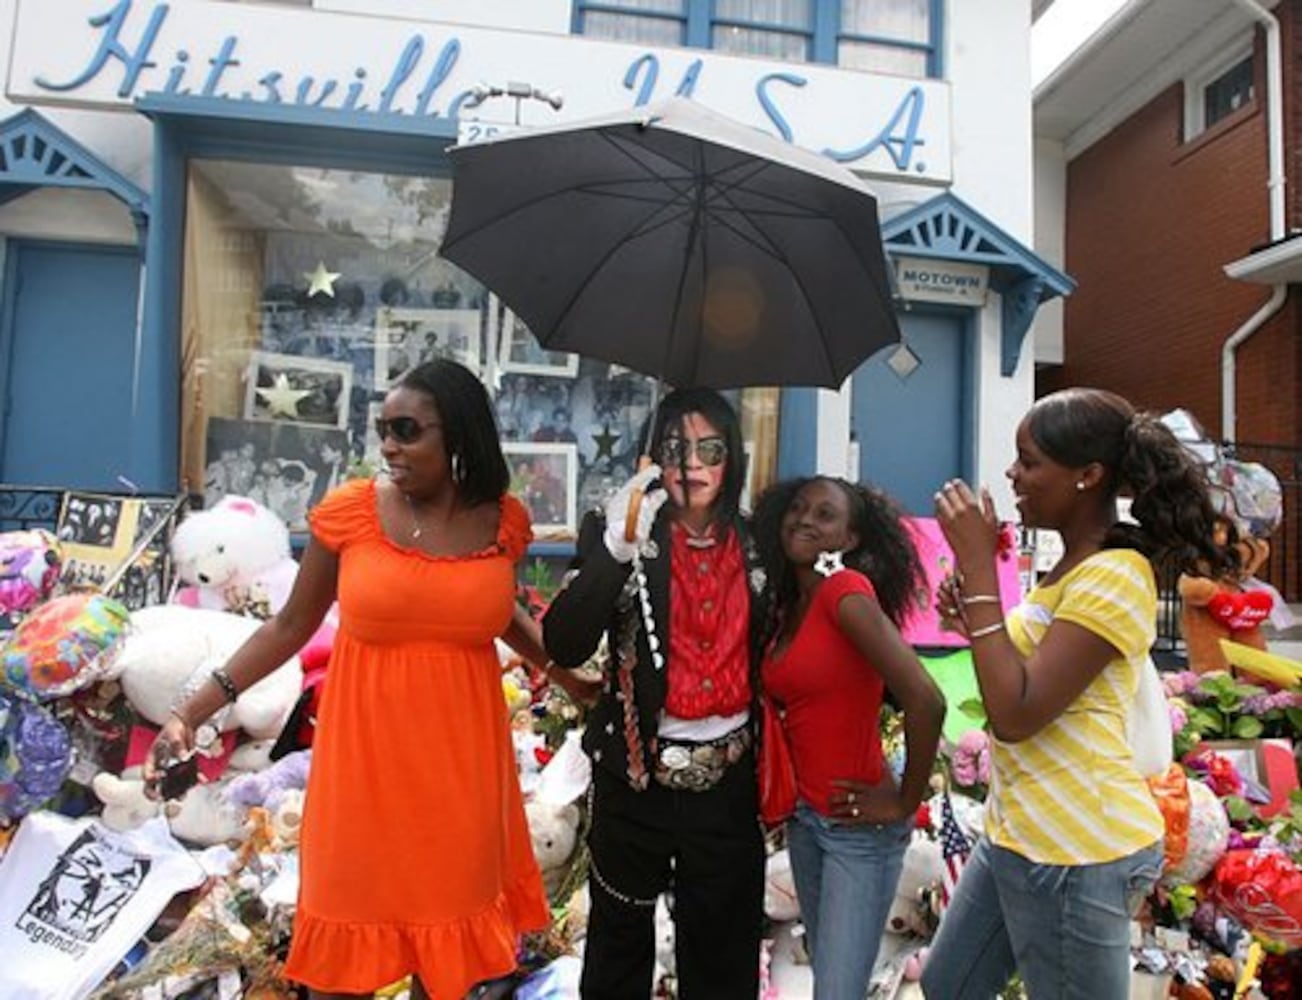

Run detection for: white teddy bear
[[885, 833, 944, 938], [171, 495, 300, 617], [92, 770, 248, 846], [524, 799, 581, 900], [107, 604, 303, 740]]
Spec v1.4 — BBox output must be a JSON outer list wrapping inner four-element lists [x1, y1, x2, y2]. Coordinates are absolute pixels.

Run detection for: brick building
[[1034, 0, 1302, 597]]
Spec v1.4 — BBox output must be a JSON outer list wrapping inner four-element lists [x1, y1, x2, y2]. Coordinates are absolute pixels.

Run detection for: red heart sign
[[1206, 589, 1273, 631]]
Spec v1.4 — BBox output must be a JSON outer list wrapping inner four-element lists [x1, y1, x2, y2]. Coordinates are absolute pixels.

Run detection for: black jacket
[[543, 509, 766, 789]]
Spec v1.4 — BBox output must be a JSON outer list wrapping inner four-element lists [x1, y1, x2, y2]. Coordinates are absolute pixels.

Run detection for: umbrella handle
[[624, 455, 653, 543]]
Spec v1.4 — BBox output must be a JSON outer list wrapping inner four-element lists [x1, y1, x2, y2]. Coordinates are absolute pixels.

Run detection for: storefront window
[[179, 158, 778, 537]]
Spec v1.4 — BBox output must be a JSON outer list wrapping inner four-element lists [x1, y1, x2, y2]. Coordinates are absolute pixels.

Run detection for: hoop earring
[[451, 453, 464, 483]]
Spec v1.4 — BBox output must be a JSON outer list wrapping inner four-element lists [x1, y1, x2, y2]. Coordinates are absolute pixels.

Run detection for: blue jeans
[[787, 801, 911, 1000], [921, 836, 1163, 1000]]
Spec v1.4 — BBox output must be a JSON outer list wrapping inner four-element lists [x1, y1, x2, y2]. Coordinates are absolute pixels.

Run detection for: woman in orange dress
[[148, 360, 554, 999]]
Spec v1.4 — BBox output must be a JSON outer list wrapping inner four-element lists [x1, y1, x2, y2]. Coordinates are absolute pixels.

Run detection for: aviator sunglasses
[[658, 436, 727, 467], [374, 416, 440, 445]]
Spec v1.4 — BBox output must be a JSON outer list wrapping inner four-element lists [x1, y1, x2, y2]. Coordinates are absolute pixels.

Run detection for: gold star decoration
[[255, 374, 313, 418], [304, 261, 341, 298]]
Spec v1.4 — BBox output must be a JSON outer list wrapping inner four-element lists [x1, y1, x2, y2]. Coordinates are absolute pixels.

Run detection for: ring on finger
[[847, 792, 856, 805], [851, 806, 861, 818]]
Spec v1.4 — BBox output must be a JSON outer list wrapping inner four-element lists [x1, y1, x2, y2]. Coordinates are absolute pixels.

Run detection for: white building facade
[[0, 0, 1062, 537]]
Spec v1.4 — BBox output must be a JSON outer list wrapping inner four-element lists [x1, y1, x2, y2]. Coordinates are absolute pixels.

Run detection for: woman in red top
[[754, 477, 945, 1000]]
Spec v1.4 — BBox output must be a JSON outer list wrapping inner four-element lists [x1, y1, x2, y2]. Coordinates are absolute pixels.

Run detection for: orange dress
[[283, 479, 549, 997]]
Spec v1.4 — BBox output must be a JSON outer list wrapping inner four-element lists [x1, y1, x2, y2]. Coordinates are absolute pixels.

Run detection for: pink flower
[[1168, 703, 1188, 734], [952, 730, 991, 788]]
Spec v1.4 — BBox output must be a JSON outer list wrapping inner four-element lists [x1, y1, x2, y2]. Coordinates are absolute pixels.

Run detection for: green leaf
[[958, 698, 988, 723], [1188, 707, 1225, 735], [1286, 707, 1302, 733], [1224, 796, 1256, 823], [1232, 715, 1264, 738]]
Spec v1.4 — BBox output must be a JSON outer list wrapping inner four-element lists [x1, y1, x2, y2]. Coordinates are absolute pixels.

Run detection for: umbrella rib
[[662, 140, 707, 385]]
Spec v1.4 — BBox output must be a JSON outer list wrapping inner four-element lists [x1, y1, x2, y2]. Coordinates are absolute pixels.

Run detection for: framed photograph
[[243, 351, 353, 429], [505, 442, 579, 537], [204, 417, 348, 531], [55, 493, 179, 606], [374, 307, 482, 389], [498, 309, 578, 377]]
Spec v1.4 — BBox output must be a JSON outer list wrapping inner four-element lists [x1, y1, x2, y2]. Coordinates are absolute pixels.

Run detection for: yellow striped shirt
[[985, 548, 1165, 864]]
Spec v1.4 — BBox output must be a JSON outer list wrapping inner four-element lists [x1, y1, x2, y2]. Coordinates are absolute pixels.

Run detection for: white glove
[[603, 463, 669, 563]]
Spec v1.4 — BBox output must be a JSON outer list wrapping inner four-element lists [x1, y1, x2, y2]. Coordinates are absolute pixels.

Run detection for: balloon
[[0, 688, 73, 823], [1162, 779, 1229, 886], [1, 592, 130, 700], [0, 529, 62, 618], [1210, 848, 1302, 948]]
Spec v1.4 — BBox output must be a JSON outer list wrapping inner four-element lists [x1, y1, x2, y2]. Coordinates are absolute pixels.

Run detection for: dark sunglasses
[[374, 416, 440, 445], [659, 436, 727, 468]]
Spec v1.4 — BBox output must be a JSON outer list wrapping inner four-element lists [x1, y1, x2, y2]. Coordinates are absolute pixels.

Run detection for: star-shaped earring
[[814, 550, 845, 578], [255, 373, 313, 418], [304, 261, 341, 298]]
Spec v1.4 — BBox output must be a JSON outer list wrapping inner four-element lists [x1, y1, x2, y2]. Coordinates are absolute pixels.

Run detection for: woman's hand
[[934, 572, 970, 637], [933, 479, 999, 576], [143, 713, 196, 801], [828, 777, 910, 827]]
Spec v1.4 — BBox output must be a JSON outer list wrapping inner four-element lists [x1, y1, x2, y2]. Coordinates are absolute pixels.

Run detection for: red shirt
[[761, 570, 885, 815], [664, 524, 751, 718]]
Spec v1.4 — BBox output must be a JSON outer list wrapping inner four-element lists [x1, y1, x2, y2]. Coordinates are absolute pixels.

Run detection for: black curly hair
[[1026, 387, 1237, 579], [752, 476, 926, 652]]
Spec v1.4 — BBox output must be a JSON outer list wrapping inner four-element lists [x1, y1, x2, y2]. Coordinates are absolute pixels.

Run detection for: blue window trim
[[574, 0, 944, 76]]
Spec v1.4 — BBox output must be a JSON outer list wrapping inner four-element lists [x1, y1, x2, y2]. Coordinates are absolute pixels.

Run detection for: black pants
[[581, 754, 765, 1000]]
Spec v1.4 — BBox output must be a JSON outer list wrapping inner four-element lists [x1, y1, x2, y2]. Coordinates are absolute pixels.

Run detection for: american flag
[[939, 793, 972, 910]]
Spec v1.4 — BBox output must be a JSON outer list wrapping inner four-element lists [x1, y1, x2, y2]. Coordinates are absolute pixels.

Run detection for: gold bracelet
[[968, 621, 1006, 639], [960, 594, 1001, 606]]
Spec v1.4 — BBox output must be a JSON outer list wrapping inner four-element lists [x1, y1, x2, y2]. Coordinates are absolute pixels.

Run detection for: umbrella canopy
[[442, 98, 900, 389]]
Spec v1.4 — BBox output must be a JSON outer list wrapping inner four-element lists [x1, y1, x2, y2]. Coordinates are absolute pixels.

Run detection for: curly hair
[[1026, 387, 1236, 579], [752, 476, 925, 652]]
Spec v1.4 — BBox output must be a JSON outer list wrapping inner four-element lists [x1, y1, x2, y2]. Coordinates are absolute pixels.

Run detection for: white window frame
[[1184, 43, 1254, 141]]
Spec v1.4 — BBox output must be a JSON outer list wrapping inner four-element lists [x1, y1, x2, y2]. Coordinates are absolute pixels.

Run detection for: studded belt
[[652, 724, 752, 791]]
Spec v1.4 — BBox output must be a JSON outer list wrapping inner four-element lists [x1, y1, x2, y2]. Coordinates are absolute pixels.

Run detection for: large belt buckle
[[660, 744, 692, 771]]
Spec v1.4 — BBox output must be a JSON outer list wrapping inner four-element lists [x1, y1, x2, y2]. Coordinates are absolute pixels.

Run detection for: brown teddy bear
[[1179, 518, 1273, 674]]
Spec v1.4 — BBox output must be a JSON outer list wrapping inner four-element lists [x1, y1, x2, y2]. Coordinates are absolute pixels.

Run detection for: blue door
[[0, 242, 140, 490], [852, 311, 970, 513]]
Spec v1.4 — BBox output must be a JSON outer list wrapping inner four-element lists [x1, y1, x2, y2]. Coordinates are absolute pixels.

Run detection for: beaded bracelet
[[968, 621, 1006, 639], [211, 666, 240, 703], [960, 594, 1001, 606]]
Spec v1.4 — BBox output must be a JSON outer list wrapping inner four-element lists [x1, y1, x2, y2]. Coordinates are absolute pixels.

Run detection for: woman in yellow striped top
[[922, 388, 1235, 1000]]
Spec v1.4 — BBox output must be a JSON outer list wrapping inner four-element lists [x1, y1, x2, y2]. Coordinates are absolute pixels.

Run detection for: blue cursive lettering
[[379, 36, 424, 114], [36, 0, 166, 97], [824, 86, 926, 170], [755, 72, 805, 143], [202, 36, 239, 97], [415, 38, 459, 116]]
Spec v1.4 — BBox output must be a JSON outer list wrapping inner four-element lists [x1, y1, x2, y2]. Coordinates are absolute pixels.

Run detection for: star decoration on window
[[255, 374, 313, 418], [592, 423, 621, 462], [304, 261, 341, 298]]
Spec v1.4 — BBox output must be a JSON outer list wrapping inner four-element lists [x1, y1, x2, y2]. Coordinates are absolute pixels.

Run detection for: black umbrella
[[442, 98, 900, 390]]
